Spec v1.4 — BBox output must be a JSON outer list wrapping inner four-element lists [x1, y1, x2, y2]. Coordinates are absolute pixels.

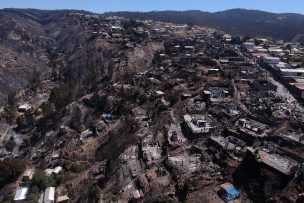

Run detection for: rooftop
[[247, 147, 298, 175], [44, 187, 55, 202], [23, 168, 35, 179], [264, 56, 280, 60], [57, 195, 70, 202], [280, 69, 304, 73], [14, 187, 29, 201], [289, 82, 304, 90], [184, 114, 214, 134], [155, 90, 165, 95], [277, 133, 304, 145]]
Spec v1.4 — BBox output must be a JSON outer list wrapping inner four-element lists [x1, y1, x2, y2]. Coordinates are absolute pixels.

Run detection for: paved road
[[268, 77, 296, 102], [234, 45, 304, 112], [267, 77, 304, 113]]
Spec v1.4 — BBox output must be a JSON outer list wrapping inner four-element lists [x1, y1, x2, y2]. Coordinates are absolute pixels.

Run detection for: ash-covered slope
[[0, 9, 91, 103]]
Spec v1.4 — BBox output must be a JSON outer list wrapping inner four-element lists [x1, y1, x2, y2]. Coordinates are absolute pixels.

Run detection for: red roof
[[289, 82, 304, 90]]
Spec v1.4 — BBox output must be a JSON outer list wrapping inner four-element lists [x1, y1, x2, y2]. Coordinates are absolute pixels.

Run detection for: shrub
[[30, 170, 55, 191], [0, 159, 26, 189]]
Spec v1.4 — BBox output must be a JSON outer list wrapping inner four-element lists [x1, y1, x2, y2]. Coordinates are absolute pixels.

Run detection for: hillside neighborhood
[[0, 9, 304, 203]]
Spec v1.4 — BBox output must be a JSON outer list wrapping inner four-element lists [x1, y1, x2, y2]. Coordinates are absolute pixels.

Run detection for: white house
[[14, 187, 29, 202], [263, 56, 280, 65], [268, 48, 284, 56], [18, 104, 32, 112], [154, 90, 165, 97], [280, 69, 304, 79], [45, 166, 62, 176], [44, 187, 55, 203], [242, 42, 254, 50]]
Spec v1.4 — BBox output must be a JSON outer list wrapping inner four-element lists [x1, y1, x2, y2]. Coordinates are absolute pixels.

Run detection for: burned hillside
[[1, 9, 304, 203]]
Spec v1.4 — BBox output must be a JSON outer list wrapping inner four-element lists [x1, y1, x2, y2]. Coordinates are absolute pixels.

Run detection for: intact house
[[268, 47, 284, 57], [38, 187, 55, 203], [14, 187, 29, 202], [242, 42, 254, 51], [18, 104, 32, 113], [280, 69, 304, 80], [184, 45, 194, 54], [45, 166, 62, 176], [154, 90, 165, 98], [22, 168, 35, 182], [219, 182, 240, 202], [263, 56, 280, 65]]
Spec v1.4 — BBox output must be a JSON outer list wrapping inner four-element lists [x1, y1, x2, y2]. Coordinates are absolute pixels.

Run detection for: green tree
[[27, 186, 40, 202], [30, 170, 55, 191], [2, 195, 14, 203], [69, 162, 84, 173]]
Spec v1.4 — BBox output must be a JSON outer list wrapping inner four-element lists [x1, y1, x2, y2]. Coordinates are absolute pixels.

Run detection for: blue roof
[[226, 186, 240, 196], [222, 186, 240, 201]]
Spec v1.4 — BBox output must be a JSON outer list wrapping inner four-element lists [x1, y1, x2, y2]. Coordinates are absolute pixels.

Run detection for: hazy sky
[[1, 0, 304, 14]]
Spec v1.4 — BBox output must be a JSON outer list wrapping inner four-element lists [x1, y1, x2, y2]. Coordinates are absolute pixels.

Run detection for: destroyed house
[[252, 79, 277, 92], [276, 133, 304, 148], [207, 86, 230, 98], [247, 147, 298, 176], [204, 84, 231, 103], [226, 57, 244, 62], [237, 118, 268, 142], [209, 136, 240, 151], [141, 135, 161, 165], [228, 136, 246, 148], [129, 160, 141, 177], [183, 114, 214, 137]]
